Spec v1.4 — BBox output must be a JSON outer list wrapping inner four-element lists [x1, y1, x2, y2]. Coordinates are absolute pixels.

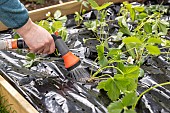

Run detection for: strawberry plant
[[74, 0, 89, 26], [37, 10, 68, 41], [83, 0, 113, 40], [10, 1, 170, 112], [83, 1, 170, 113]]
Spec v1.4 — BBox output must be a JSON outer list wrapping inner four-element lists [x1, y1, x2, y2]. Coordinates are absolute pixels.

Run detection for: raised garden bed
[[0, 75, 38, 113], [0, 0, 170, 113]]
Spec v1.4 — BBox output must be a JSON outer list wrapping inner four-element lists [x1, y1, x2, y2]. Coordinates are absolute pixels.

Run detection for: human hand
[[16, 18, 55, 54]]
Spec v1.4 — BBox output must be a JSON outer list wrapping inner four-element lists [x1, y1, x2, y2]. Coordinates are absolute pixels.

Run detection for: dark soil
[[20, 0, 73, 11]]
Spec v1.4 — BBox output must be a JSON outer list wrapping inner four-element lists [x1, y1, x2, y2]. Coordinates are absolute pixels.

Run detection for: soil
[[20, 0, 74, 11]]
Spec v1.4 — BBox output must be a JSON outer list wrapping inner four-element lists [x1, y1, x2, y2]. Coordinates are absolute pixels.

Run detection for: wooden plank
[[29, 1, 83, 22], [0, 75, 38, 113], [0, 0, 144, 31], [0, 1, 83, 31], [96, 0, 143, 5]]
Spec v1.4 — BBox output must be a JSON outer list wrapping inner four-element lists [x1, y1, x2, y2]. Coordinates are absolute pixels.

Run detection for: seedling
[[74, 0, 89, 26], [37, 10, 68, 41], [84, 0, 113, 40]]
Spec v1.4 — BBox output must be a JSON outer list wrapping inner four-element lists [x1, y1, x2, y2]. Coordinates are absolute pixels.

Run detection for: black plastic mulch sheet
[[0, 32, 109, 113], [0, 49, 108, 113], [0, 1, 170, 113]]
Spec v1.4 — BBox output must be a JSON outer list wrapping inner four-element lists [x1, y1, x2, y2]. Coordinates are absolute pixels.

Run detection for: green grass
[[0, 94, 16, 113]]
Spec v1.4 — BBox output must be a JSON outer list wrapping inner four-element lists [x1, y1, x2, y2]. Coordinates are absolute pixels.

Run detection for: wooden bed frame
[[0, 75, 38, 113], [0, 0, 143, 31]]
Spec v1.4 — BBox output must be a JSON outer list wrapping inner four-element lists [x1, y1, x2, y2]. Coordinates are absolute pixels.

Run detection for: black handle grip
[[17, 39, 29, 49], [17, 34, 69, 56], [51, 34, 69, 56]]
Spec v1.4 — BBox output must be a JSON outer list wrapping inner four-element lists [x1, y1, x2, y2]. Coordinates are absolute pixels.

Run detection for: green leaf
[[106, 78, 120, 101], [160, 20, 169, 26], [107, 48, 121, 59], [82, 1, 89, 8], [119, 27, 131, 36], [122, 17, 128, 28], [137, 13, 148, 19], [38, 20, 52, 33], [84, 21, 97, 32], [13, 32, 20, 39], [158, 22, 168, 35], [107, 101, 123, 113], [116, 16, 128, 28], [97, 80, 107, 90], [54, 10, 62, 19], [127, 79, 137, 91], [123, 66, 139, 74], [144, 23, 152, 33], [99, 56, 108, 67], [123, 2, 135, 21], [75, 12, 83, 22], [129, 8, 136, 21], [152, 24, 158, 33], [125, 44, 136, 59], [52, 21, 63, 31], [161, 39, 170, 46], [114, 75, 131, 92], [139, 68, 144, 78], [146, 45, 161, 56], [83, 21, 91, 28], [134, 6, 145, 12], [95, 2, 113, 11], [104, 40, 109, 49], [117, 62, 125, 74], [58, 27, 68, 41], [97, 78, 120, 101], [25, 53, 36, 61], [57, 15, 67, 23], [96, 44, 108, 67], [124, 109, 136, 113], [147, 37, 162, 44], [23, 60, 34, 68], [96, 43, 104, 58], [123, 66, 140, 79], [123, 1, 132, 10], [123, 37, 142, 44], [122, 91, 137, 106], [87, 0, 99, 8]]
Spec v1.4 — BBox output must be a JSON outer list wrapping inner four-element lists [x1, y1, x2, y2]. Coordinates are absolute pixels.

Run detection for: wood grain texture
[[0, 0, 143, 31], [0, 75, 38, 113]]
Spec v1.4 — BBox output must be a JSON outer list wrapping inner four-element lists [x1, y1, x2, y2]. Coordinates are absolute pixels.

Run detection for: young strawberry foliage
[[85, 1, 170, 113], [13, 1, 170, 112], [74, 0, 89, 26]]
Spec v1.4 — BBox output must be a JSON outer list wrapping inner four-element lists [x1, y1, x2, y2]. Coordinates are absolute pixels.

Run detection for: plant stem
[[90, 57, 98, 76], [92, 65, 124, 77], [132, 82, 170, 110], [92, 74, 114, 81], [160, 52, 170, 54]]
